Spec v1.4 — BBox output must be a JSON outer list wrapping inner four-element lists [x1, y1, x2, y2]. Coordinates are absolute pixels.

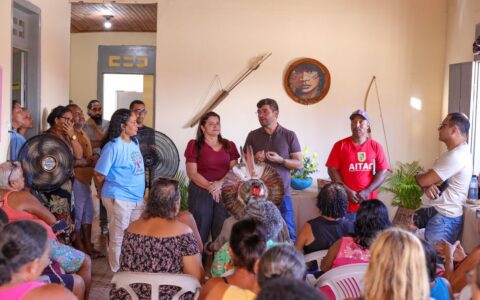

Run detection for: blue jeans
[[280, 195, 296, 242], [72, 179, 94, 229], [424, 213, 463, 246]]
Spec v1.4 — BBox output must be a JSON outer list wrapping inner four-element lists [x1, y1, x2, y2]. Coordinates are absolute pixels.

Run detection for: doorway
[[102, 73, 154, 127], [97, 45, 156, 127], [12, 0, 40, 138]]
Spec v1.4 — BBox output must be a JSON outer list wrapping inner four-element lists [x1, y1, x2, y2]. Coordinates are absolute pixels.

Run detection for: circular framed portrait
[[284, 58, 331, 105]]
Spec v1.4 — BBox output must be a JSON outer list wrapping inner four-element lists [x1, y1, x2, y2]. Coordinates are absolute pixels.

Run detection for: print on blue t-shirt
[[95, 137, 145, 202]]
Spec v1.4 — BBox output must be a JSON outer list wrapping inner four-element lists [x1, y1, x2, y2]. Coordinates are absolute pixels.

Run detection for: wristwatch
[[70, 134, 78, 141]]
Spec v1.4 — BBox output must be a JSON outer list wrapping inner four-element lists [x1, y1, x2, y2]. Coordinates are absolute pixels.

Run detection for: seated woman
[[0, 220, 76, 300], [210, 200, 288, 277], [436, 239, 480, 293], [199, 218, 267, 300], [110, 177, 204, 300], [421, 240, 453, 300], [362, 227, 431, 300], [257, 245, 306, 288], [257, 278, 325, 300], [295, 183, 353, 254], [0, 161, 89, 299], [177, 210, 204, 253], [320, 199, 390, 272], [44, 106, 84, 247]]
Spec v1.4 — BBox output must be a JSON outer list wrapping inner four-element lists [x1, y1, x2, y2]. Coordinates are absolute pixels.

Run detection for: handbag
[[413, 206, 438, 229]]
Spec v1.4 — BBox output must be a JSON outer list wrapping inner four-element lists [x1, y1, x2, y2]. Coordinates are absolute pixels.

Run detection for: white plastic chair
[[315, 263, 368, 299], [111, 271, 201, 300], [458, 284, 472, 300], [304, 249, 328, 269]]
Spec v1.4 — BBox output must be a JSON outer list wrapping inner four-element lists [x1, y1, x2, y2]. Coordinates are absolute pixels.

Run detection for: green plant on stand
[[290, 147, 319, 190], [379, 161, 423, 228], [174, 170, 190, 211]]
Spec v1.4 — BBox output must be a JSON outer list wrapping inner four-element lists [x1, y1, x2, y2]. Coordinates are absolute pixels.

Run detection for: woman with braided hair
[[0, 220, 75, 299]]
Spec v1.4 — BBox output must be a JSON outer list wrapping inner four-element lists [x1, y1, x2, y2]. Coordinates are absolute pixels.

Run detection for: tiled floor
[[88, 199, 112, 300]]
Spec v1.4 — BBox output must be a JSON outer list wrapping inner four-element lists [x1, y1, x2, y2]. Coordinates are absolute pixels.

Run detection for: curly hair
[[229, 218, 267, 273], [46, 105, 71, 127], [103, 109, 136, 146], [316, 183, 348, 219], [257, 245, 305, 287], [143, 178, 180, 220], [354, 199, 391, 249], [194, 111, 230, 157], [0, 221, 48, 285], [364, 227, 430, 300]]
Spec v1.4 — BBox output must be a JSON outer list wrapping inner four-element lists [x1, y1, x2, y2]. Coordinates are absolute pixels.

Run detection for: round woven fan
[[17, 134, 73, 192], [136, 128, 180, 187], [222, 162, 285, 218]]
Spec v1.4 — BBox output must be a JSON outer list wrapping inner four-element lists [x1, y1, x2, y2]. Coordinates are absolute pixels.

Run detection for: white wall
[[0, 0, 71, 160], [0, 1, 12, 160], [155, 0, 448, 180], [442, 0, 480, 118], [69, 32, 156, 110], [33, 0, 71, 129]]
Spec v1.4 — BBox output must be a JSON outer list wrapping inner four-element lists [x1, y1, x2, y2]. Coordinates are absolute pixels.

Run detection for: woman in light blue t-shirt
[[94, 108, 145, 272]]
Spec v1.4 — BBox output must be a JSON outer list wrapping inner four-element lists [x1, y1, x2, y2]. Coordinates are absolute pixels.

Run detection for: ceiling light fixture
[[104, 15, 113, 29]]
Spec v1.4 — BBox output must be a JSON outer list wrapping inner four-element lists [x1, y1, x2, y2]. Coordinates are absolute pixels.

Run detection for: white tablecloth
[[291, 187, 320, 238], [462, 204, 480, 253]]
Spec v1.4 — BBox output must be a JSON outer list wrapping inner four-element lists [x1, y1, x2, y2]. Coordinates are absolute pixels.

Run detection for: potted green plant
[[379, 161, 423, 228], [174, 170, 190, 211], [290, 147, 319, 190]]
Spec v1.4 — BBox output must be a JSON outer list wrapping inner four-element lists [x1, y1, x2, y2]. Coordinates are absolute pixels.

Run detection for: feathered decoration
[[222, 146, 284, 218]]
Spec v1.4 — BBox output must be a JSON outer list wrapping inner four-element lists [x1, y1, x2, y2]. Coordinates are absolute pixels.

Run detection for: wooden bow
[[186, 53, 272, 128]]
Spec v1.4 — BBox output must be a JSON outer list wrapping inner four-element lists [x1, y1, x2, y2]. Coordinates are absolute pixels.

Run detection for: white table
[[291, 186, 320, 238]]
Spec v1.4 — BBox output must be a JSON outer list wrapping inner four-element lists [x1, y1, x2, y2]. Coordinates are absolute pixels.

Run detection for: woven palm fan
[[17, 133, 73, 192], [136, 128, 180, 188], [222, 146, 284, 218]]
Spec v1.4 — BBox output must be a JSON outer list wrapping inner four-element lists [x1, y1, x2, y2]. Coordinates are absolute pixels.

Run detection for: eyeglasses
[[255, 109, 272, 116], [133, 109, 147, 115], [89, 107, 102, 112], [59, 116, 73, 123], [438, 123, 449, 130], [7, 161, 20, 184]]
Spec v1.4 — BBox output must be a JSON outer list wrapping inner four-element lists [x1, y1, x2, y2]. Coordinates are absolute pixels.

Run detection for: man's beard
[[90, 114, 102, 125]]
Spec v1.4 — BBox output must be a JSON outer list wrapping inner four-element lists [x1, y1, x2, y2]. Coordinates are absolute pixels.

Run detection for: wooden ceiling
[[71, 3, 157, 33]]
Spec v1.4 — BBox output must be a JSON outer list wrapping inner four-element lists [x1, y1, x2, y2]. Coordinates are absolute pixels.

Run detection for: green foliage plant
[[379, 161, 423, 210], [290, 147, 319, 179], [174, 170, 190, 211]]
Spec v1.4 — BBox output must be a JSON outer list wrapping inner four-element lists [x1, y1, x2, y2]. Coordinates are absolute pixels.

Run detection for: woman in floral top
[[110, 178, 204, 300], [320, 199, 391, 272]]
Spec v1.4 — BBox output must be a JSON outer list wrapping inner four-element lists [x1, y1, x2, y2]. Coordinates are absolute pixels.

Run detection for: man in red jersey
[[326, 109, 390, 221]]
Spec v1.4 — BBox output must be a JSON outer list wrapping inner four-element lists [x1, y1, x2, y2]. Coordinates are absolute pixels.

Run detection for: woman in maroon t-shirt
[[184, 111, 240, 246]]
